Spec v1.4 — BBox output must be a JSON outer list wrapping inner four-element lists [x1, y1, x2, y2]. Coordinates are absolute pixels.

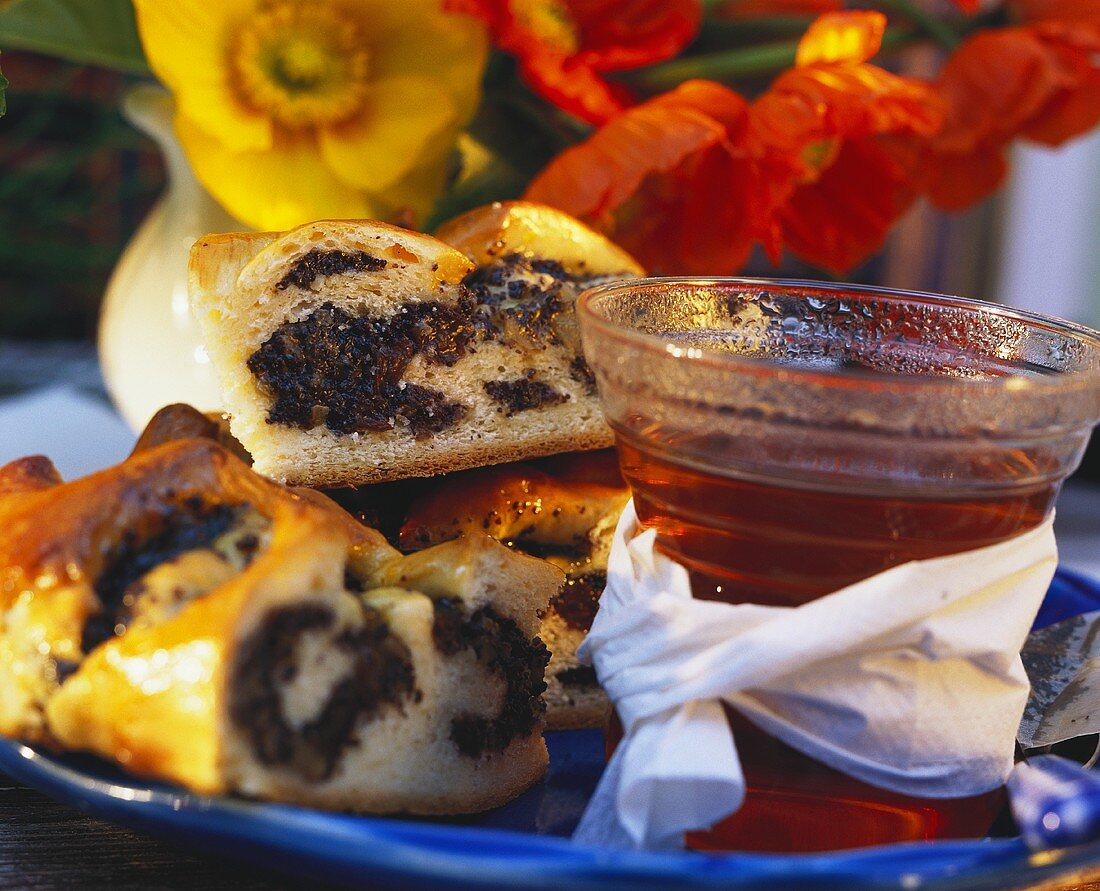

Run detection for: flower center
[[801, 137, 841, 182], [512, 0, 579, 56], [230, 1, 370, 129]]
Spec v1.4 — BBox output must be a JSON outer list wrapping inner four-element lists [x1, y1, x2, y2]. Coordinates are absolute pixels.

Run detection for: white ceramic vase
[[98, 85, 241, 431]]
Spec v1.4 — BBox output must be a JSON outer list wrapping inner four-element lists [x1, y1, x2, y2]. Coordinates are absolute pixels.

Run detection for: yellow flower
[[133, 0, 488, 229]]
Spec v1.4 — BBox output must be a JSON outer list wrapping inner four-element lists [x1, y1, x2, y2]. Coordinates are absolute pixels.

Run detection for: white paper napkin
[[575, 501, 1058, 850], [0, 387, 134, 480]]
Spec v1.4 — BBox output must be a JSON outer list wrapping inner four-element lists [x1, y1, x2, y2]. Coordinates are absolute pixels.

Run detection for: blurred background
[[6, 50, 1100, 342], [0, 53, 163, 341]]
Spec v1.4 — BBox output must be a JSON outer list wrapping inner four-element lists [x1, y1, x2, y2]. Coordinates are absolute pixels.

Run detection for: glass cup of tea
[[576, 277, 1100, 853]]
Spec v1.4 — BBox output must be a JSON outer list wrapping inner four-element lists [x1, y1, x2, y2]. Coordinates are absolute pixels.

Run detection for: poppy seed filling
[[229, 603, 416, 782], [87, 498, 244, 653], [484, 372, 569, 416], [431, 598, 549, 757], [249, 253, 627, 438], [462, 253, 615, 351], [276, 249, 387, 291], [549, 571, 607, 632], [247, 301, 476, 437]]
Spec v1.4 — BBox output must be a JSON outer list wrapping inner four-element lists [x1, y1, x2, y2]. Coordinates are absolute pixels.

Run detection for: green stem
[[872, 0, 961, 48], [696, 15, 822, 46], [622, 25, 918, 91], [498, 91, 590, 149], [623, 41, 799, 90]]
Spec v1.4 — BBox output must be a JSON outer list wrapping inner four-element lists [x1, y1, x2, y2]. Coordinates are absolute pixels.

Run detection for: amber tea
[[580, 278, 1100, 853], [611, 431, 1050, 851]]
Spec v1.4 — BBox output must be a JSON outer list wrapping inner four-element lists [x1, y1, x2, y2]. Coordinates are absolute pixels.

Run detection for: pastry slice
[[400, 450, 630, 730], [0, 439, 560, 814], [189, 207, 642, 487], [0, 438, 279, 743]]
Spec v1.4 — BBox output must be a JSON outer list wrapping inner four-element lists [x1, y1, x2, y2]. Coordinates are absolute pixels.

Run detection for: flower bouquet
[[1, 0, 1098, 277]]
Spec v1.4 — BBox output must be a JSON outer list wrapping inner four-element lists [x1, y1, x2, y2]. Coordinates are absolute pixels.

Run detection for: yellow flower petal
[[376, 139, 456, 224], [319, 75, 458, 194], [176, 114, 379, 231], [796, 12, 886, 67], [133, 0, 273, 153], [364, 2, 488, 120]]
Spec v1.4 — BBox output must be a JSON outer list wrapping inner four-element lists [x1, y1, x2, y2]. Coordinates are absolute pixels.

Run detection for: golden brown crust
[[0, 439, 382, 614], [0, 439, 357, 748], [132, 403, 222, 454], [131, 403, 251, 463], [0, 455, 63, 497], [399, 456, 628, 552], [435, 201, 644, 275], [280, 426, 616, 488]]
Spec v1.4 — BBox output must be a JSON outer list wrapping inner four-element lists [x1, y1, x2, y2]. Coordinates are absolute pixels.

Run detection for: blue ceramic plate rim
[[2, 567, 1099, 891]]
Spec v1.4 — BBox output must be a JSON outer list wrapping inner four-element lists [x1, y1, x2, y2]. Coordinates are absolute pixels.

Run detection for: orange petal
[[525, 81, 735, 220], [610, 142, 758, 274], [667, 79, 754, 134], [459, 0, 700, 124], [525, 80, 779, 273], [932, 24, 1100, 184], [751, 61, 943, 181], [780, 136, 919, 273], [567, 0, 703, 72], [924, 145, 1008, 211], [795, 11, 886, 67], [519, 52, 632, 125], [714, 0, 843, 21], [1012, 0, 1100, 31], [1021, 41, 1100, 145], [935, 29, 1075, 150]]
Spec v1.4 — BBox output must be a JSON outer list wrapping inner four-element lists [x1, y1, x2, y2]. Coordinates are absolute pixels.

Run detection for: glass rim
[[577, 276, 1100, 394]]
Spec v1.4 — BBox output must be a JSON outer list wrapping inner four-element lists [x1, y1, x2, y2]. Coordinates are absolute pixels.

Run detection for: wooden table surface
[[0, 781, 296, 890]]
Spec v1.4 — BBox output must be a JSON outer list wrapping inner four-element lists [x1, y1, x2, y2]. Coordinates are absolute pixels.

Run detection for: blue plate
[[1, 567, 1099, 890]]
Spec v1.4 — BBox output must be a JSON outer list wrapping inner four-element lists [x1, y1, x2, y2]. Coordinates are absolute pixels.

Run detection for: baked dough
[[400, 451, 630, 730], [132, 402, 250, 463], [188, 206, 642, 487], [0, 440, 560, 814]]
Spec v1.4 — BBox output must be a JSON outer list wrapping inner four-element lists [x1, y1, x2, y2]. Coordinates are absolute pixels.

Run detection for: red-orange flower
[[525, 80, 793, 272], [1012, 0, 1100, 34], [749, 12, 944, 272], [712, 0, 842, 20], [925, 2, 1100, 210], [949, 0, 983, 17], [448, 0, 701, 124]]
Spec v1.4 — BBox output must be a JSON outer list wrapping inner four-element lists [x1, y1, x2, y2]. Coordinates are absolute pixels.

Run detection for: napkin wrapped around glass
[[575, 501, 1059, 850]]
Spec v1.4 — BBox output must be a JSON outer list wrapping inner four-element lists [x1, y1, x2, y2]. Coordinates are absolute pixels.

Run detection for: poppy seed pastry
[[188, 208, 642, 487], [131, 402, 251, 464], [0, 439, 560, 814], [399, 451, 630, 730]]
